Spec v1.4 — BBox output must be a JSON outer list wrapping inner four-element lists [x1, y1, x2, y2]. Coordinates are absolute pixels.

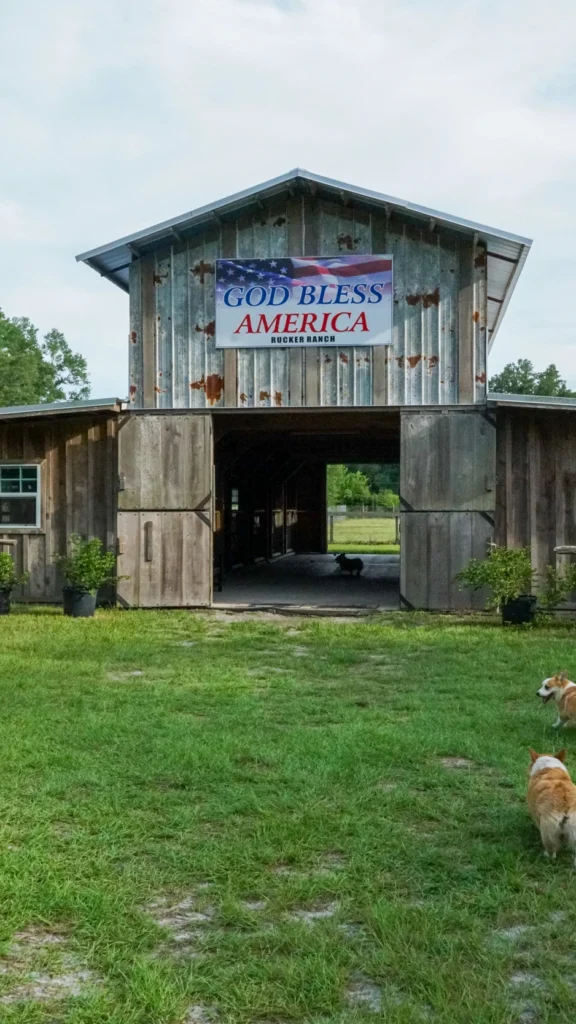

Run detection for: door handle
[[144, 521, 153, 562]]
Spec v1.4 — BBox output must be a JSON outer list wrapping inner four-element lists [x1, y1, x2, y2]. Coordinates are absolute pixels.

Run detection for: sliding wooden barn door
[[400, 408, 495, 610], [116, 414, 213, 607]]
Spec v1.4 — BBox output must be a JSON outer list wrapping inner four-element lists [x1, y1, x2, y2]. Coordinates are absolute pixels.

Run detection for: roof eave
[[0, 397, 126, 422]]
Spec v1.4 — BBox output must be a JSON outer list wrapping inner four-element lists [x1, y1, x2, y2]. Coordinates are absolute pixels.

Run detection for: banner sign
[[215, 254, 393, 348]]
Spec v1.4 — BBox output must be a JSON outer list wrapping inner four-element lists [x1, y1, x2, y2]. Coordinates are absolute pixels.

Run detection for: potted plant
[[0, 552, 29, 615], [54, 534, 119, 618], [456, 546, 538, 625]]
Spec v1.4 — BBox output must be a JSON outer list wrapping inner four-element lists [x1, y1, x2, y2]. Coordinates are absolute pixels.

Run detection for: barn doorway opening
[[212, 410, 400, 609]]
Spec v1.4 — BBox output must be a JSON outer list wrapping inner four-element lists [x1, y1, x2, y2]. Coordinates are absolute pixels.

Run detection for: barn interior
[[213, 409, 400, 609]]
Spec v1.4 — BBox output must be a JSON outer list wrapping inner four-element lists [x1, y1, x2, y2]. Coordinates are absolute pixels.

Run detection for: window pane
[[22, 480, 38, 493], [22, 467, 37, 480], [0, 479, 20, 493], [0, 497, 37, 526]]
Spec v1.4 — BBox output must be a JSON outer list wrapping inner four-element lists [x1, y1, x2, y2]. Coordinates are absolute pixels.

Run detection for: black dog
[[334, 553, 364, 576]]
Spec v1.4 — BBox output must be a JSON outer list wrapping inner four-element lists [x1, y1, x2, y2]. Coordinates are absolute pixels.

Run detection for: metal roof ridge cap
[[76, 168, 533, 264]]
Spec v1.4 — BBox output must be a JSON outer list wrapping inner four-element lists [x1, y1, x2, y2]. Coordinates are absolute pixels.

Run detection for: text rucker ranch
[[215, 255, 393, 349]]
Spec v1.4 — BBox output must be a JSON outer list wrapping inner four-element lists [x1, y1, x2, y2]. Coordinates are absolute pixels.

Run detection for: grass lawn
[[1, 609, 576, 1022], [327, 543, 400, 555], [328, 517, 400, 556]]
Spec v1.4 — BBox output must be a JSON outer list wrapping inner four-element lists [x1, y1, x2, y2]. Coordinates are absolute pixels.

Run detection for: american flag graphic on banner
[[215, 254, 393, 349]]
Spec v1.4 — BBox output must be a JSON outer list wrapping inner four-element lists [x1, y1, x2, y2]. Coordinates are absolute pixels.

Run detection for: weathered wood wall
[[495, 407, 576, 580], [400, 408, 496, 609], [116, 413, 213, 607], [129, 195, 487, 410], [0, 413, 117, 602]]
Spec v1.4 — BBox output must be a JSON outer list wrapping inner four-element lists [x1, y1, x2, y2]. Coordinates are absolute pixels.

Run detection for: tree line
[[0, 310, 90, 406], [327, 464, 400, 509]]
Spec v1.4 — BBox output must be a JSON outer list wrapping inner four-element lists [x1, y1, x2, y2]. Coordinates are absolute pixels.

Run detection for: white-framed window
[[0, 464, 41, 528]]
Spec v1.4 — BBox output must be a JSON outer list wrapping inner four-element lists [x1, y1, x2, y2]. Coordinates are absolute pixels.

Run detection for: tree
[[488, 359, 575, 398], [327, 465, 372, 505], [0, 311, 90, 407]]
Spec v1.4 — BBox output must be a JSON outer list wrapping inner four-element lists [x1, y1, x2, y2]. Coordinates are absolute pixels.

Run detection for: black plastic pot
[[63, 587, 97, 618], [0, 588, 11, 615], [502, 594, 537, 626]]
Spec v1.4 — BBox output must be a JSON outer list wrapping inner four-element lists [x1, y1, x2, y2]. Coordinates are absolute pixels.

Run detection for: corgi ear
[[555, 749, 567, 763], [529, 749, 539, 763], [559, 671, 568, 681]]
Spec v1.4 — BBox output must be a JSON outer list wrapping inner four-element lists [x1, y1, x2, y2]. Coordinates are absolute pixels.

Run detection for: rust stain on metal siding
[[405, 287, 440, 308], [205, 374, 224, 404], [154, 385, 167, 393], [153, 274, 168, 285], [130, 331, 138, 344], [190, 374, 225, 404], [339, 352, 349, 364], [423, 287, 440, 308], [259, 390, 270, 402], [129, 385, 137, 397], [194, 319, 216, 337], [191, 260, 215, 284], [475, 371, 486, 384], [407, 355, 422, 368], [428, 354, 439, 371], [273, 216, 286, 227], [239, 392, 248, 404], [472, 311, 480, 323], [337, 233, 360, 251], [474, 250, 487, 268], [274, 391, 283, 406]]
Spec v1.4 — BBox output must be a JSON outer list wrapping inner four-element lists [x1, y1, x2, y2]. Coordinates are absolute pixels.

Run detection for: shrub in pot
[[54, 534, 120, 618], [456, 546, 538, 624], [0, 552, 29, 615]]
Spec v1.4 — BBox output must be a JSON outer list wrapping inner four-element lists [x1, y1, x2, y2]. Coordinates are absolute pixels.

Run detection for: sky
[[1, 0, 575, 399]]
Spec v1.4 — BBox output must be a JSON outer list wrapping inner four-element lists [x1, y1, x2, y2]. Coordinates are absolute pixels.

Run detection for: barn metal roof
[[0, 397, 125, 421], [76, 168, 532, 348], [488, 392, 576, 411]]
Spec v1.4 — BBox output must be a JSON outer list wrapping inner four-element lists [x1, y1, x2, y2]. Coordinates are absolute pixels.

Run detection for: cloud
[[0, 0, 575, 396]]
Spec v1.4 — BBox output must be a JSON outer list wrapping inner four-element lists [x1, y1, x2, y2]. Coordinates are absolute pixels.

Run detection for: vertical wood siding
[[129, 195, 486, 409], [0, 414, 117, 602], [400, 408, 496, 610], [495, 408, 576, 584]]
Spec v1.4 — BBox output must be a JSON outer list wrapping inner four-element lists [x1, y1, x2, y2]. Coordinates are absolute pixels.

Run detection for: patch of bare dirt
[[440, 757, 475, 770], [287, 901, 339, 925], [185, 1004, 219, 1024], [106, 670, 145, 682], [145, 889, 216, 959], [345, 975, 382, 1012], [0, 925, 100, 1006], [240, 900, 267, 912], [317, 852, 347, 872]]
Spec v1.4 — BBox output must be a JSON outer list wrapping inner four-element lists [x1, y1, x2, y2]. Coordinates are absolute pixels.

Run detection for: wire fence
[[327, 506, 400, 547]]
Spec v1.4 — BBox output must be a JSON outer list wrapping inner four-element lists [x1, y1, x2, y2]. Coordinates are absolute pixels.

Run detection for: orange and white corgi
[[536, 673, 576, 729], [528, 749, 576, 864]]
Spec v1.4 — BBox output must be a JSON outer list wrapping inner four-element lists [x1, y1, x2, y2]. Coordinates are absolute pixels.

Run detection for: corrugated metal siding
[[128, 195, 486, 408]]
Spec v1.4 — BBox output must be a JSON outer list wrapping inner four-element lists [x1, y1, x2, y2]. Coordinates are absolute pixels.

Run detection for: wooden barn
[[2, 170, 574, 611]]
